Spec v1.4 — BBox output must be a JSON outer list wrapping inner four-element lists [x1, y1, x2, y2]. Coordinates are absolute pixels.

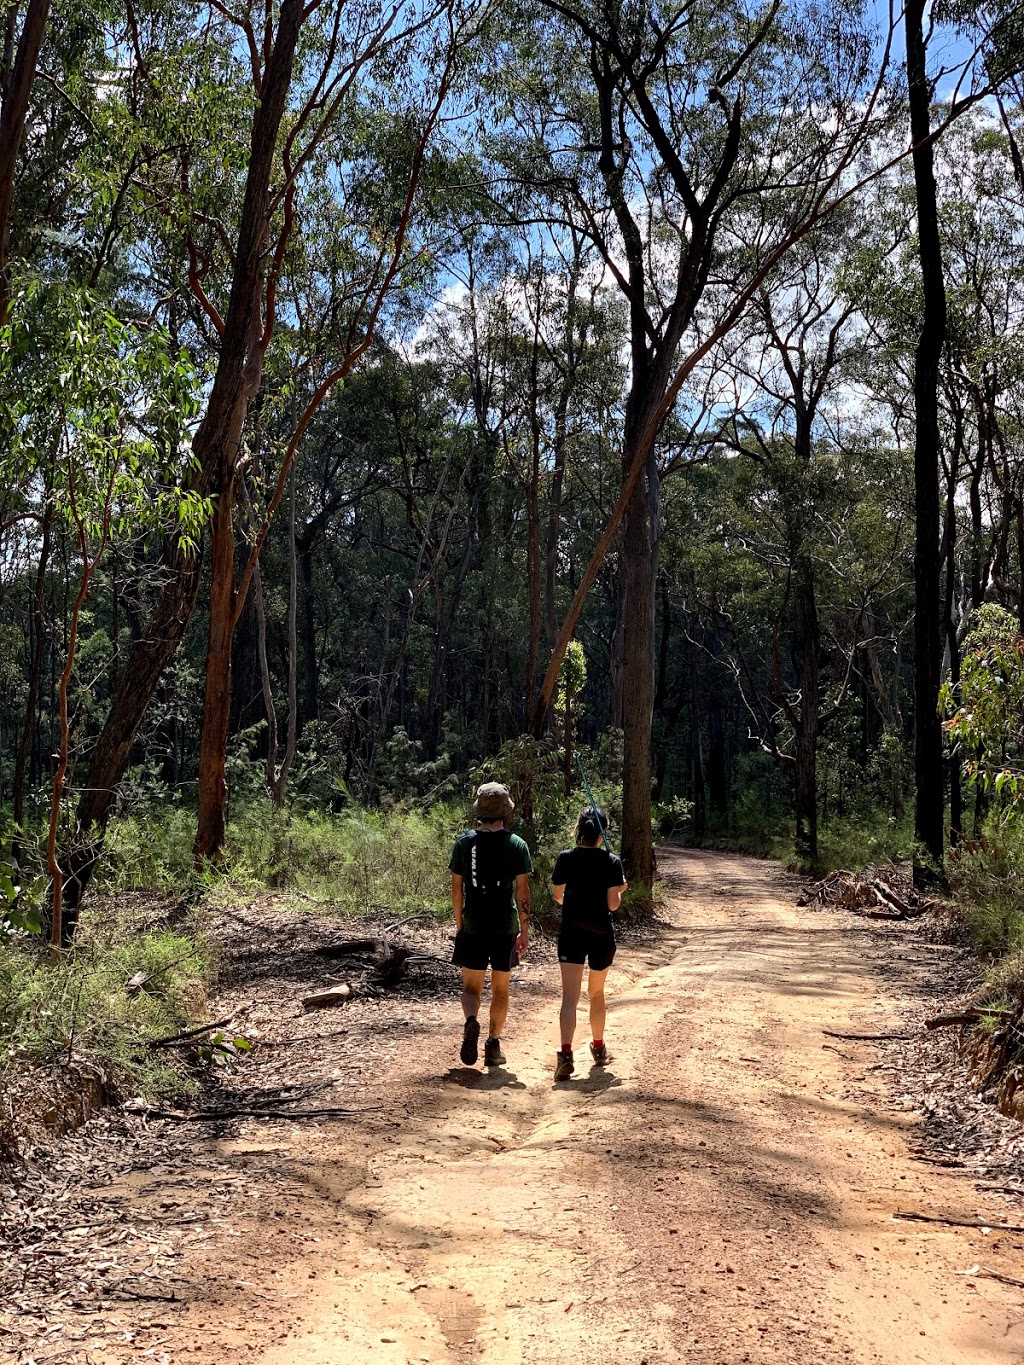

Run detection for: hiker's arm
[[551, 883, 565, 905], [607, 879, 627, 912], [451, 874, 464, 931], [515, 873, 530, 955]]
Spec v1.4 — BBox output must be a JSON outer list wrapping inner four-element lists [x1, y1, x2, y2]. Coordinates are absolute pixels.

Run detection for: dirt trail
[[88, 850, 1024, 1363]]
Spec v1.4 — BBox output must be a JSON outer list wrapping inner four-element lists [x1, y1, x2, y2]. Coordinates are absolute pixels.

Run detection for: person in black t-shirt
[[550, 806, 627, 1081], [449, 782, 533, 1069]]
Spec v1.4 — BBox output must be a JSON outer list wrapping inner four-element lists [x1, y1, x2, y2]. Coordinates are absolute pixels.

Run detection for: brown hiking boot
[[590, 1041, 609, 1066], [484, 1036, 506, 1067], [554, 1048, 574, 1081], [460, 1016, 480, 1065]]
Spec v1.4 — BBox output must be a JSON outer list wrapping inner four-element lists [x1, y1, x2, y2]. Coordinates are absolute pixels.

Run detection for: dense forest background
[[3, 0, 1024, 970]]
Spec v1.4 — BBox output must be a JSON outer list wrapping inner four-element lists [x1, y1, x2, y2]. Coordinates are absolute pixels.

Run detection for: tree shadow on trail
[[443, 1066, 527, 1091]]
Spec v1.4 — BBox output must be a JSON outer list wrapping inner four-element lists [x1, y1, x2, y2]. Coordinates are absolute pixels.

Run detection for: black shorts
[[452, 930, 518, 972], [557, 927, 616, 972]]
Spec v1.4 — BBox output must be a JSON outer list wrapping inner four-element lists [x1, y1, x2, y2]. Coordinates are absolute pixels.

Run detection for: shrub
[[0, 918, 209, 1104], [947, 818, 1024, 958]]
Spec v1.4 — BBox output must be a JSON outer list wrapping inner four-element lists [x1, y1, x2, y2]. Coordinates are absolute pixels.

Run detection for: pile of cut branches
[[302, 934, 444, 1009], [799, 867, 938, 921]]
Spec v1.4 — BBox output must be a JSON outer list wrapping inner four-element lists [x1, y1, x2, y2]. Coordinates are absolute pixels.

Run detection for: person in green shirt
[[449, 782, 532, 1068]]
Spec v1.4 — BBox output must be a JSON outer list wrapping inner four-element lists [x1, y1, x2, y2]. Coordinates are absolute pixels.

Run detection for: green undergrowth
[[100, 781, 633, 924], [102, 800, 463, 919], [692, 807, 914, 876], [948, 818, 1024, 962], [0, 915, 209, 1107]]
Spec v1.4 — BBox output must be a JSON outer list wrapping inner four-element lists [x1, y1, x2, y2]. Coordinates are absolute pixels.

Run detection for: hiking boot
[[554, 1048, 574, 1081], [460, 1016, 480, 1066], [484, 1036, 506, 1067], [590, 1041, 610, 1066]]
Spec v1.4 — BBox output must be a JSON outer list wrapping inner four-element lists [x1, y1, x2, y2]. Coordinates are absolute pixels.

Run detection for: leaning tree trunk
[[906, 0, 947, 887]]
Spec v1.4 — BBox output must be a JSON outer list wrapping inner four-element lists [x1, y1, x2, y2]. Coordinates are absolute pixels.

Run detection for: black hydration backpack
[[464, 829, 514, 923]]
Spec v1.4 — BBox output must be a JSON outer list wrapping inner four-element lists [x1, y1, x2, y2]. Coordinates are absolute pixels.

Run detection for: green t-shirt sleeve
[[510, 834, 534, 877], [448, 837, 467, 876]]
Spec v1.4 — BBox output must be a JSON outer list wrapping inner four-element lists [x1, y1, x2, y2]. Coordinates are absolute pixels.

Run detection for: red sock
[[592, 1039, 603, 1047], [561, 1043, 573, 1052]]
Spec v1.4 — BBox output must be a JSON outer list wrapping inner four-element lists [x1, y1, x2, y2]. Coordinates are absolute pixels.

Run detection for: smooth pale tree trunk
[[906, 0, 947, 886]]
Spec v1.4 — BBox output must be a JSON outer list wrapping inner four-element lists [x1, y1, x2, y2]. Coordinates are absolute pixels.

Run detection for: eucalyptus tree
[[47, 0, 476, 895], [0, 283, 205, 944], [902, 0, 1024, 884], [0, 0, 50, 320], [488, 0, 897, 884], [712, 218, 871, 861]]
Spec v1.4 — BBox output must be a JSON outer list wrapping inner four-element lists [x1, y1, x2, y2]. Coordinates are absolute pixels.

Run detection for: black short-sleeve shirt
[[551, 846, 626, 934]]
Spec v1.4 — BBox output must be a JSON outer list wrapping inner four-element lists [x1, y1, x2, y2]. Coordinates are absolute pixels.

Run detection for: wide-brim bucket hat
[[474, 781, 514, 821]]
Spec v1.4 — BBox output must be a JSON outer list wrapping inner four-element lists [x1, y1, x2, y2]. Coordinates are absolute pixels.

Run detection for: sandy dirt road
[[82, 850, 1024, 1364]]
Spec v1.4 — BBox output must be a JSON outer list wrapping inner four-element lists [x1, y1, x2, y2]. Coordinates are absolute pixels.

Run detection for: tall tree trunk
[[524, 395, 543, 721], [707, 698, 727, 816], [63, 1, 305, 914], [230, 563, 265, 736], [944, 477, 962, 845], [793, 556, 819, 863], [0, 0, 49, 322], [690, 633, 706, 839], [13, 498, 51, 848], [253, 485, 298, 808], [619, 436, 658, 887], [298, 530, 319, 726], [906, 0, 947, 887], [609, 571, 625, 729], [195, 467, 238, 861]]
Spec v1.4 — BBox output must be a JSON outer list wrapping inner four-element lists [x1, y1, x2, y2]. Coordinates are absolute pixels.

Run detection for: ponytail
[[575, 806, 607, 847]]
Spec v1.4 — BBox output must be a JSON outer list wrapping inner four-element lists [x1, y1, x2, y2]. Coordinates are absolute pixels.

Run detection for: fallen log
[[822, 1028, 915, 1041], [968, 1266, 1024, 1290], [125, 1102, 381, 1121], [302, 982, 357, 1009], [925, 1008, 1014, 1030], [315, 938, 387, 959], [149, 1016, 235, 1048], [894, 1210, 1024, 1233], [867, 880, 934, 918]]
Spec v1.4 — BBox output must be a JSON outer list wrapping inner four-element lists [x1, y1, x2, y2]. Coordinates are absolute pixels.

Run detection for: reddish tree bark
[[63, 0, 307, 917], [0, 0, 49, 321]]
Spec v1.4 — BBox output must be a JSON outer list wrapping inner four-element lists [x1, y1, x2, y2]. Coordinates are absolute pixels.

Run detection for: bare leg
[[559, 963, 585, 1048], [489, 970, 510, 1038], [461, 968, 485, 1020], [587, 967, 609, 1042]]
